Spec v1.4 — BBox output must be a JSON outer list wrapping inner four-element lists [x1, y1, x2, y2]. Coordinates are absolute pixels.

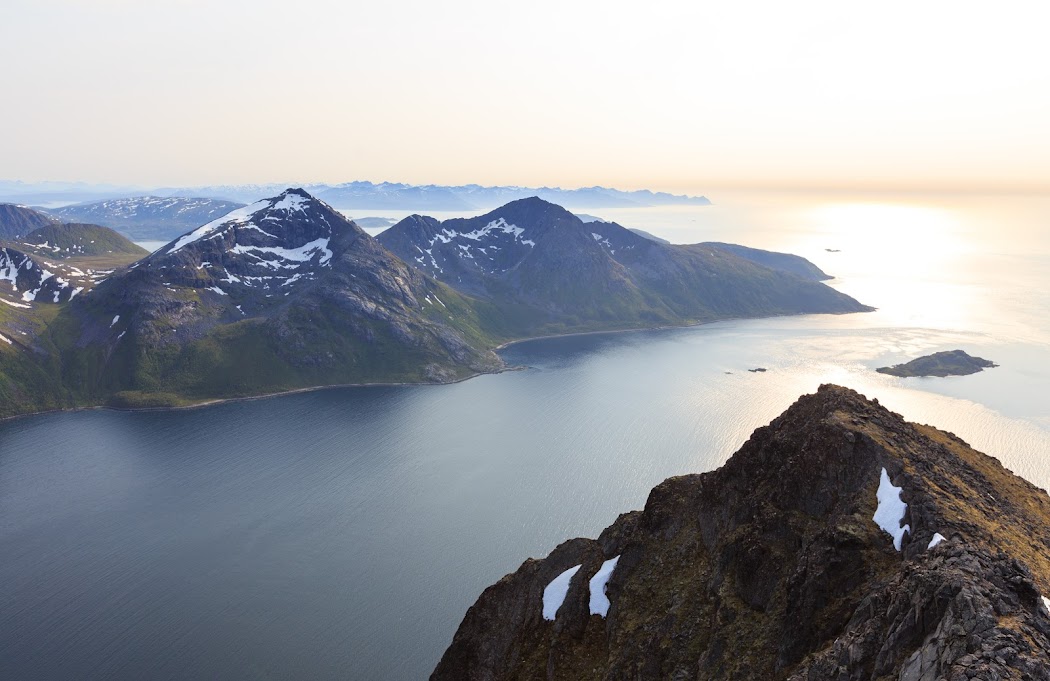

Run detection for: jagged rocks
[[433, 385, 1050, 680]]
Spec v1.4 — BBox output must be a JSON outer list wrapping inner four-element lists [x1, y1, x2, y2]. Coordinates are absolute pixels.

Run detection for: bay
[[2, 191, 1048, 679]]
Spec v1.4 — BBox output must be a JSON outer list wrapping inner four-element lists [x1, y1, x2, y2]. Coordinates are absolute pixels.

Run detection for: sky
[[2, 0, 1048, 193]]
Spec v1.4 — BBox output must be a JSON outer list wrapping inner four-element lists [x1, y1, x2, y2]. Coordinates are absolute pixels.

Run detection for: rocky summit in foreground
[[434, 385, 1050, 680]]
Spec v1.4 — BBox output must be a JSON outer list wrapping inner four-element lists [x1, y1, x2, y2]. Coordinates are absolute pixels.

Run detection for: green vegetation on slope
[[18, 222, 148, 258], [0, 303, 70, 418]]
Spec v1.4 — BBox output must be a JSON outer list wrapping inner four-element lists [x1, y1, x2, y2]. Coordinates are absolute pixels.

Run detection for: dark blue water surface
[[0, 331, 739, 680], [3, 320, 1048, 680]]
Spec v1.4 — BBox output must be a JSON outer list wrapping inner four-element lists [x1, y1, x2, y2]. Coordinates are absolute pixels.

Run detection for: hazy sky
[[2, 0, 1048, 192]]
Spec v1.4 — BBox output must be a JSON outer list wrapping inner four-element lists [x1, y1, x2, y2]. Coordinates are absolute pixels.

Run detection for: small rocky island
[[876, 349, 998, 377]]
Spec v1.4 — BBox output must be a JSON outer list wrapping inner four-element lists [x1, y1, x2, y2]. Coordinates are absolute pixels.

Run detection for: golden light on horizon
[[0, 0, 1048, 191]]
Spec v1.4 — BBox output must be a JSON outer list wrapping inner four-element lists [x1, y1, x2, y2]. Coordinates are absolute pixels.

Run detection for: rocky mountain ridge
[[379, 198, 871, 337], [434, 385, 1050, 680]]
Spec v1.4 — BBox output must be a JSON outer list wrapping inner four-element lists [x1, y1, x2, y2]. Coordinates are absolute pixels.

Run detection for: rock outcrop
[[434, 385, 1050, 680]]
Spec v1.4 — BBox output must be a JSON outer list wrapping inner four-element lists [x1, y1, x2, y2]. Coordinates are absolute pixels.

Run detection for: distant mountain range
[[149, 182, 710, 210], [0, 179, 710, 211], [1, 181, 711, 245], [42, 197, 246, 241], [0, 190, 869, 418]]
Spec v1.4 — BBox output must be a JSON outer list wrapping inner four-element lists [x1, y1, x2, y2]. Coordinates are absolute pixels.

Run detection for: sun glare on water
[[803, 201, 981, 332], [809, 201, 969, 270]]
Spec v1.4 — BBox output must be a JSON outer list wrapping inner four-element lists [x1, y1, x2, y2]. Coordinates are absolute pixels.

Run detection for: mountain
[[314, 182, 477, 210], [628, 228, 671, 245], [434, 385, 1050, 680], [575, 214, 673, 245], [378, 197, 871, 337], [44, 197, 247, 241], [1, 222, 152, 415], [705, 242, 832, 281], [451, 184, 712, 210], [44, 188, 501, 409], [0, 234, 127, 416], [152, 183, 324, 205], [0, 203, 59, 240], [0, 246, 84, 305], [1, 191, 871, 418], [1, 223, 147, 309], [348, 216, 399, 231], [3, 180, 713, 212], [17, 222, 148, 259], [151, 181, 712, 210]]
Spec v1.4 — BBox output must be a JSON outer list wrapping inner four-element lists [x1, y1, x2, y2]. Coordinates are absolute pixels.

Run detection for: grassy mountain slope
[[18, 222, 148, 258]]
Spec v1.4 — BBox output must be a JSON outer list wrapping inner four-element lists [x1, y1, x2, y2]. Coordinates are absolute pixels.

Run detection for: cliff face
[[434, 385, 1050, 681]]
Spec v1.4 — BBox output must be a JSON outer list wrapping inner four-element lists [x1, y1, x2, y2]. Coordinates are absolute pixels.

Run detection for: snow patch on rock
[[873, 468, 910, 551], [543, 564, 582, 621], [169, 199, 270, 253], [588, 555, 620, 617], [229, 237, 332, 267]]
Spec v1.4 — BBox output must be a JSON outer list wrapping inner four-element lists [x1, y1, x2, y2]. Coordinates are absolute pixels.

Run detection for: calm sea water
[[4, 192, 1049, 679]]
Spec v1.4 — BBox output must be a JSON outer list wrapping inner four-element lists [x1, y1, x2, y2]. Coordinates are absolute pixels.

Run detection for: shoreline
[[0, 309, 870, 424], [493, 314, 780, 350]]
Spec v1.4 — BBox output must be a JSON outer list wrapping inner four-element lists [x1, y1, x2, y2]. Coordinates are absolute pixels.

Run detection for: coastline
[[493, 314, 775, 351], [0, 367, 519, 424], [0, 308, 871, 425]]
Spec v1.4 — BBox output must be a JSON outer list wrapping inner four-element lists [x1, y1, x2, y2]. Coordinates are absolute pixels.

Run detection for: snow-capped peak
[[168, 199, 273, 253], [166, 189, 318, 255], [271, 192, 311, 213], [155, 189, 343, 296], [433, 217, 531, 246]]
